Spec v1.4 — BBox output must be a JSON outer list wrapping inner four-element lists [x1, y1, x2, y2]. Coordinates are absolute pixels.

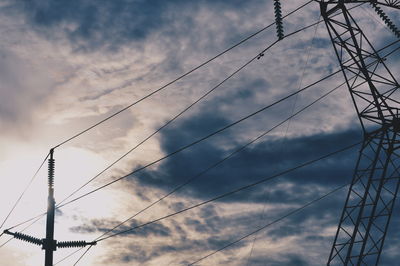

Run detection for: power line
[[187, 183, 349, 266], [95, 141, 360, 242], [51, 0, 314, 150]]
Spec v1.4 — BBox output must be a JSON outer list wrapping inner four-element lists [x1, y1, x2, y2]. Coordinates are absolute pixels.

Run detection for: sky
[[0, 0, 399, 265]]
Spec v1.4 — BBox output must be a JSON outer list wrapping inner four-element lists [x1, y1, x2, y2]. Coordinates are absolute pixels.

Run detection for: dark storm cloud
[[126, 104, 362, 203], [14, 0, 265, 50]]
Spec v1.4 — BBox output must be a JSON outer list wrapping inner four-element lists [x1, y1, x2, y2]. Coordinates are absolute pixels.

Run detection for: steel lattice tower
[[318, 0, 400, 265]]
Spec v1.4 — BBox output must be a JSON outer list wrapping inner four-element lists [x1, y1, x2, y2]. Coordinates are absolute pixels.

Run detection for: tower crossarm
[[321, 1, 400, 135]]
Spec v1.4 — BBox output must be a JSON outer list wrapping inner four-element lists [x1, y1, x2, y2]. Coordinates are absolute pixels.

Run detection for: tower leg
[[327, 130, 400, 265]]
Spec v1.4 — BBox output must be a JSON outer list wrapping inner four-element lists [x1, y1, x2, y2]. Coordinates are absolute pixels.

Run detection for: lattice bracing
[[321, 1, 400, 265]]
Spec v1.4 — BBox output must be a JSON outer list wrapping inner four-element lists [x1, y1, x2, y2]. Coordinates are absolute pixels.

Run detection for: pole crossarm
[[3, 229, 97, 249], [321, 1, 400, 265]]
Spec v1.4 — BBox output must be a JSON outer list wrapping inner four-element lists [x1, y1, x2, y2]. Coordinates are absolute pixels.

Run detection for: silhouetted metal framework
[[319, 0, 400, 265]]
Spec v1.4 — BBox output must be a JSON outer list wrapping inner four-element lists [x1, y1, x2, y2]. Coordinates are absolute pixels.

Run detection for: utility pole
[[44, 149, 56, 266], [4, 149, 96, 265], [318, 0, 400, 265]]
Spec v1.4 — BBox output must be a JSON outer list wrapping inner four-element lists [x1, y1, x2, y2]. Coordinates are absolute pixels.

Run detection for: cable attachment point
[[274, 0, 284, 40], [57, 240, 97, 248], [3, 229, 43, 246], [48, 149, 55, 189], [370, 1, 400, 38]]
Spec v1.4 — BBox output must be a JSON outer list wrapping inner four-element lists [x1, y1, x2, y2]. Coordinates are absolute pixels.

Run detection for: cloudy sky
[[0, 0, 399, 265]]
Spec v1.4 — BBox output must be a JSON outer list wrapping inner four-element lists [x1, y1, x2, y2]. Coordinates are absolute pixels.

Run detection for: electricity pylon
[[318, 0, 400, 265], [4, 149, 96, 266]]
